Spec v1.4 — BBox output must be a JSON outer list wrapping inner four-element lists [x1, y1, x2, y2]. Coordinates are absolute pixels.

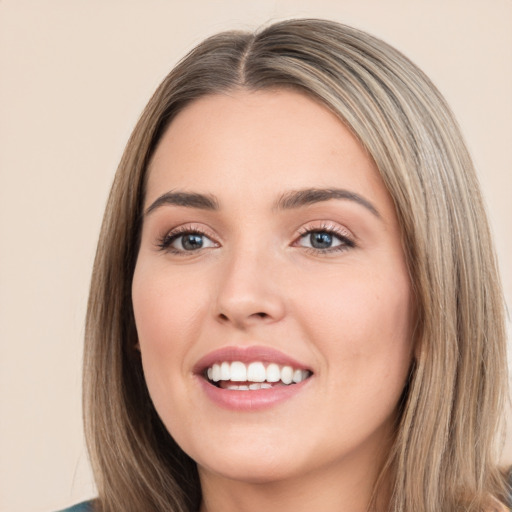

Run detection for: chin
[[182, 430, 308, 484], [197, 456, 306, 485]]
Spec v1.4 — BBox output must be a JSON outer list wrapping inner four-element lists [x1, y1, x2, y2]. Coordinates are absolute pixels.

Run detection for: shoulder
[[55, 500, 95, 512]]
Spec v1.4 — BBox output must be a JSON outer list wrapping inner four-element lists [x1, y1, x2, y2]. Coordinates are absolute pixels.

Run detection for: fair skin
[[132, 89, 414, 512]]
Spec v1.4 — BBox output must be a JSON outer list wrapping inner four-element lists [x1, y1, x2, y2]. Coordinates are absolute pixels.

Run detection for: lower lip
[[197, 376, 311, 411]]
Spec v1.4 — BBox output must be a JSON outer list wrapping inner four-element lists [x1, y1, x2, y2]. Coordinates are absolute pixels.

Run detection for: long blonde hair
[[83, 19, 509, 511]]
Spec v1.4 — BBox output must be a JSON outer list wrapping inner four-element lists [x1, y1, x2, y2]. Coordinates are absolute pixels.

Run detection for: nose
[[214, 247, 286, 329]]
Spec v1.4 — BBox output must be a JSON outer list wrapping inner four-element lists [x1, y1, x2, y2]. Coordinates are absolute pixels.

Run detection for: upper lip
[[193, 345, 312, 375]]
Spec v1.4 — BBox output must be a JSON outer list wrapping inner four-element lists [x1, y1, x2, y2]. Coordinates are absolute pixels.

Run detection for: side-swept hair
[[83, 18, 509, 511]]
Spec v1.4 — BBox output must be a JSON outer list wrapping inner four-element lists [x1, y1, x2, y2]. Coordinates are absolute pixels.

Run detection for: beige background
[[0, 1, 511, 511]]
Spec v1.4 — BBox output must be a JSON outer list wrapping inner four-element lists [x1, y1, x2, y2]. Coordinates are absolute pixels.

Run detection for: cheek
[[132, 260, 206, 347], [131, 261, 217, 445], [299, 265, 411, 337], [295, 264, 413, 390], [131, 260, 209, 402]]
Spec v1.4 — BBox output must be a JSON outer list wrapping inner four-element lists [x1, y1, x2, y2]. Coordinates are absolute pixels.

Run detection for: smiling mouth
[[204, 361, 312, 390]]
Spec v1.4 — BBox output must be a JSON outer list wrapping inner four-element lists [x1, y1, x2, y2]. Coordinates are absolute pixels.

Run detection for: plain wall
[[1, 1, 511, 511]]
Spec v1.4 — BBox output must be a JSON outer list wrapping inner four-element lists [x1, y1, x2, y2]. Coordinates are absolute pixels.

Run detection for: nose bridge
[[215, 236, 286, 327]]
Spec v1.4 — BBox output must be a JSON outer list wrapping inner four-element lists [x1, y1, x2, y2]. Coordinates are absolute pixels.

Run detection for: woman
[[65, 18, 509, 512]]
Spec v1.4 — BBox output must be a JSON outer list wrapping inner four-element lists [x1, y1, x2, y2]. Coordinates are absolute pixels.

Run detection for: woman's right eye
[[158, 230, 218, 254]]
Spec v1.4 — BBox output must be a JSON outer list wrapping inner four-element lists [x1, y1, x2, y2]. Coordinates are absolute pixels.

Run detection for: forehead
[[145, 89, 392, 214]]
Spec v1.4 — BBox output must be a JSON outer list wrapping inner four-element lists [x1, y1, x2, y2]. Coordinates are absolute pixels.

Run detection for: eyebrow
[[145, 187, 380, 218], [145, 191, 219, 215], [274, 188, 381, 217]]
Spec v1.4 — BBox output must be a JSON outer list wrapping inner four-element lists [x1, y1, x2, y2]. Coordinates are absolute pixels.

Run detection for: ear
[[134, 340, 141, 352]]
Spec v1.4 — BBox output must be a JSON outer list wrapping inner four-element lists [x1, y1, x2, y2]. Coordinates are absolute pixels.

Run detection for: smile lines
[[206, 361, 311, 390]]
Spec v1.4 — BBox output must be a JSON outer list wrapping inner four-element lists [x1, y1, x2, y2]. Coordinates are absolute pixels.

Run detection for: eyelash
[[295, 223, 356, 255], [156, 225, 216, 255], [156, 223, 356, 256]]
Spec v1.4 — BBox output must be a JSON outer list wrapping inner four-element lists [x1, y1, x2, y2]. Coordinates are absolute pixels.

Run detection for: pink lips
[[194, 346, 313, 411], [193, 345, 310, 374]]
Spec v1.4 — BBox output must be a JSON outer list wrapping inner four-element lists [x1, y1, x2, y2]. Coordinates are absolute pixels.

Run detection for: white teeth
[[249, 382, 272, 390], [281, 366, 293, 384], [292, 369, 302, 383], [230, 361, 247, 381], [266, 363, 281, 382], [205, 360, 311, 388], [220, 361, 230, 380], [226, 383, 273, 390], [247, 362, 266, 382], [212, 363, 221, 382]]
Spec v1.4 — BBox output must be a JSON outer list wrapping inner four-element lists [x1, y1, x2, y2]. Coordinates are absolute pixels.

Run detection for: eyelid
[[296, 221, 355, 240], [156, 223, 220, 254], [293, 221, 357, 253]]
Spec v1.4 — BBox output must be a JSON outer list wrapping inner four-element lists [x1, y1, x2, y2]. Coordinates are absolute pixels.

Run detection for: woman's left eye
[[296, 228, 355, 252]]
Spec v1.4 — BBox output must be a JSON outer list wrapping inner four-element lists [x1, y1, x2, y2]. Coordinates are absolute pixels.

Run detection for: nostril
[[217, 311, 269, 323], [255, 312, 268, 319]]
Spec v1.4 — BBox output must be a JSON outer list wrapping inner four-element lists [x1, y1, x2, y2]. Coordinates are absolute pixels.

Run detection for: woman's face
[[132, 89, 414, 488]]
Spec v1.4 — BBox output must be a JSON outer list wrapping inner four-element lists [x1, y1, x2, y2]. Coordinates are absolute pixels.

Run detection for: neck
[[198, 448, 391, 512]]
